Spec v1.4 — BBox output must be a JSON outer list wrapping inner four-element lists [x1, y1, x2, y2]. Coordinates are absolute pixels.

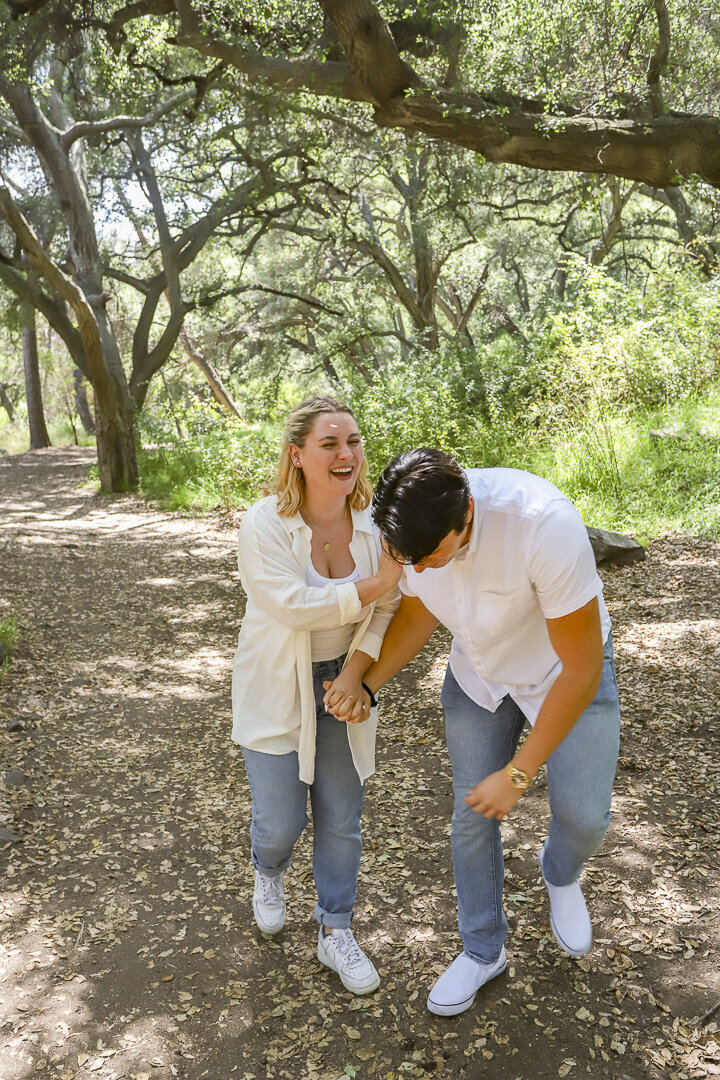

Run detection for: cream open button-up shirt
[[231, 495, 399, 784]]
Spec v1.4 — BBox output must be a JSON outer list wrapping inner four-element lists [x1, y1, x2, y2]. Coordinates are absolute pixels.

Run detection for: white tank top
[[305, 561, 361, 662]]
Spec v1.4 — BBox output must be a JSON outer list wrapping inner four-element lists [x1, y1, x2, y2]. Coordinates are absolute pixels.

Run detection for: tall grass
[[0, 416, 96, 455], [532, 386, 720, 540], [134, 377, 720, 540]]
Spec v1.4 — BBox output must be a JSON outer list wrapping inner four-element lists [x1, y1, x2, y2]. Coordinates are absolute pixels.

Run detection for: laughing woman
[[231, 397, 400, 994]]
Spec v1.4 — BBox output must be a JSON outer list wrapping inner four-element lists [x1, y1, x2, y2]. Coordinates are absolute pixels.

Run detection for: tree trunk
[[178, 327, 241, 418], [0, 384, 16, 423], [0, 82, 138, 492], [21, 299, 51, 449], [94, 386, 138, 491], [73, 367, 95, 433]]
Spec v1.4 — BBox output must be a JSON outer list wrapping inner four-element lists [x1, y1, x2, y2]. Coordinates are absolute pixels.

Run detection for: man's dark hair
[[371, 448, 471, 564]]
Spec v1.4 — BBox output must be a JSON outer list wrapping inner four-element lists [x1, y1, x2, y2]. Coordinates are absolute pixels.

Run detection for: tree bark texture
[[318, 0, 420, 104], [0, 78, 138, 492], [21, 299, 51, 449], [74, 367, 95, 434]]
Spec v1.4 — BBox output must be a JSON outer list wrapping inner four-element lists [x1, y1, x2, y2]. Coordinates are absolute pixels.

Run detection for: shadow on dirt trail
[[1, 447, 719, 1080]]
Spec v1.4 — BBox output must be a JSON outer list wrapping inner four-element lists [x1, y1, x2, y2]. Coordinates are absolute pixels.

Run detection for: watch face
[[508, 767, 529, 790]]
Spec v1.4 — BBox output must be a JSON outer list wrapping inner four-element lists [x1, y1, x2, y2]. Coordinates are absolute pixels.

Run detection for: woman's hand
[[355, 544, 402, 607], [464, 770, 524, 821], [376, 544, 403, 593], [323, 674, 372, 723]]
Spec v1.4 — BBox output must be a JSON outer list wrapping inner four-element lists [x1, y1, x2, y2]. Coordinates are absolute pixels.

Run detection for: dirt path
[[1, 447, 719, 1080]]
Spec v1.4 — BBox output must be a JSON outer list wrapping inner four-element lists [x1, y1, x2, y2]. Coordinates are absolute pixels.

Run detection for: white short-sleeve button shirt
[[400, 468, 611, 723]]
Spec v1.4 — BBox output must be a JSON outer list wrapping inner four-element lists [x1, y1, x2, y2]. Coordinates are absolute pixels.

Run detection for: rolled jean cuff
[[314, 902, 353, 930], [463, 948, 503, 967], [251, 849, 292, 877]]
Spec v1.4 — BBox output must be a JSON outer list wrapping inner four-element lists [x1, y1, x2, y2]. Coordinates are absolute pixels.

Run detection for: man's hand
[[464, 769, 524, 821], [323, 674, 372, 724]]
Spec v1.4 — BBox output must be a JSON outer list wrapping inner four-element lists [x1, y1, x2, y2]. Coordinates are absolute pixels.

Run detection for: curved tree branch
[[61, 90, 195, 148], [167, 0, 720, 189], [0, 113, 30, 144], [319, 0, 421, 104], [0, 255, 88, 376], [0, 186, 110, 393]]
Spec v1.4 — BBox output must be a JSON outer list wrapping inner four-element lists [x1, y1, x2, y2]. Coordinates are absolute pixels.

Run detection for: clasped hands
[[322, 673, 372, 724]]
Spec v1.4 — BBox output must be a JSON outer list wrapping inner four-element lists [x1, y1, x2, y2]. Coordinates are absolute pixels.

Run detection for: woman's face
[[291, 411, 364, 501]]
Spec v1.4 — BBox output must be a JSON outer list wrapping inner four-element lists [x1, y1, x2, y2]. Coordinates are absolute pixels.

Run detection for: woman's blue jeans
[[441, 634, 621, 964], [241, 658, 364, 930]]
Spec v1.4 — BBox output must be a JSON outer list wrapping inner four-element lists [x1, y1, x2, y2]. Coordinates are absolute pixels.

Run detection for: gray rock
[[587, 527, 646, 568], [649, 425, 715, 444], [649, 427, 693, 444], [6, 720, 23, 733], [0, 827, 21, 844], [4, 768, 26, 789]]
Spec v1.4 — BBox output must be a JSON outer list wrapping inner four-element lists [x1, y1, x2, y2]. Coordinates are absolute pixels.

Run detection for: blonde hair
[[273, 396, 372, 516]]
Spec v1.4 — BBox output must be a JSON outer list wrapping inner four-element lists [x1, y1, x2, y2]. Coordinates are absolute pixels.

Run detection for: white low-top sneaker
[[427, 949, 507, 1016], [252, 870, 286, 937], [317, 928, 380, 995], [538, 844, 592, 957]]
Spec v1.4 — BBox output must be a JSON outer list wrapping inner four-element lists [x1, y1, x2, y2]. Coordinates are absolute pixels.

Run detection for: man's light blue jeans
[[441, 634, 621, 964], [241, 657, 364, 930]]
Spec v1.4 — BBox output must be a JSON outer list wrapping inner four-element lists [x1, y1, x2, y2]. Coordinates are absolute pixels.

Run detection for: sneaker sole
[[427, 960, 507, 1016], [550, 914, 591, 957], [317, 945, 380, 995]]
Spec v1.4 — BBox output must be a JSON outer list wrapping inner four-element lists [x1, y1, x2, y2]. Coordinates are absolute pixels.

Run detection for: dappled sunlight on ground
[[1, 451, 719, 1080]]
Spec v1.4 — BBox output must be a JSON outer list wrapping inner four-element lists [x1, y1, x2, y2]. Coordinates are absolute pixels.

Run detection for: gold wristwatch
[[505, 764, 531, 792]]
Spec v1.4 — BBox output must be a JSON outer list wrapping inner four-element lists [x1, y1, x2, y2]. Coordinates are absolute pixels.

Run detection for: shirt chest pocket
[[474, 583, 535, 639]]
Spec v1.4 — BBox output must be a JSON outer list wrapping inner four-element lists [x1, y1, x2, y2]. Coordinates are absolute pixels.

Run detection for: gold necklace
[[301, 503, 349, 551]]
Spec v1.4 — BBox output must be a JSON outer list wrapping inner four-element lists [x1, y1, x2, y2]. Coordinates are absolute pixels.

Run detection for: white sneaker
[[427, 950, 507, 1016], [317, 927, 380, 995], [538, 844, 592, 956], [252, 870, 286, 937]]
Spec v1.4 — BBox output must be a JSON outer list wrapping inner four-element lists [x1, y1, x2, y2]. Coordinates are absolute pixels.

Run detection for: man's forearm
[[512, 662, 603, 779], [513, 599, 605, 779], [364, 604, 439, 695]]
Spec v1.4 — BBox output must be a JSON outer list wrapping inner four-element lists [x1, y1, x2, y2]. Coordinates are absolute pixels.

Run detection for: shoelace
[[259, 875, 283, 904], [330, 929, 366, 968]]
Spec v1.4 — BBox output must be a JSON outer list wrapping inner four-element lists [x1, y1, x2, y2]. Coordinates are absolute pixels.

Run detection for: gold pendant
[[323, 541, 331, 551]]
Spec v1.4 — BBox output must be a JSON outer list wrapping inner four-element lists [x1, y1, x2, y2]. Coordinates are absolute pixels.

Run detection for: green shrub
[[136, 400, 281, 511], [133, 260, 720, 540], [346, 342, 531, 480], [0, 615, 19, 674], [530, 260, 720, 418]]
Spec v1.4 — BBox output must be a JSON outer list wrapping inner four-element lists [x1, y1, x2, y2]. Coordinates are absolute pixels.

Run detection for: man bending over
[[324, 450, 621, 1016]]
